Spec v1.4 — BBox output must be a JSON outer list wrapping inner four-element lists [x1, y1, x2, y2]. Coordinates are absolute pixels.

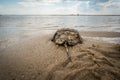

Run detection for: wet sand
[[0, 31, 120, 80], [80, 31, 120, 37]]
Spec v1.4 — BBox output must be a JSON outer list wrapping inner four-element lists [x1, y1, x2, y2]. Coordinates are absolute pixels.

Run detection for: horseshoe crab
[[52, 28, 83, 61]]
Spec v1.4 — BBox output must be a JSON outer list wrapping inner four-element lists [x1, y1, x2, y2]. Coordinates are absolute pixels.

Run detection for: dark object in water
[[52, 28, 83, 61]]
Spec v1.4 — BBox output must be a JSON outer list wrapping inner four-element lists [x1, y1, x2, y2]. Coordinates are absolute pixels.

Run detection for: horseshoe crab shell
[[52, 28, 83, 46], [51, 28, 83, 61]]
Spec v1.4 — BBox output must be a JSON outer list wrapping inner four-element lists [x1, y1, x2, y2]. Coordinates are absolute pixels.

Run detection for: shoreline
[[0, 31, 120, 52]]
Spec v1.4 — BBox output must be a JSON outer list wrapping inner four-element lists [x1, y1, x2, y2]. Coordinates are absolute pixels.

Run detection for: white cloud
[[18, 0, 90, 7], [96, 0, 120, 15], [98, 0, 120, 9], [1, 0, 119, 15], [51, 1, 90, 14], [18, 1, 51, 7], [17, 0, 83, 14], [18, 0, 65, 7]]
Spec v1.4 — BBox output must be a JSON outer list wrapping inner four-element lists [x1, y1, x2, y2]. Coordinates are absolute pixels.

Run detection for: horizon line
[[0, 14, 120, 16]]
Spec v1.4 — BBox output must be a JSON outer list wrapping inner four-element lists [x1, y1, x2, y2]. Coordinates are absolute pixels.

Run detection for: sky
[[0, 0, 120, 15]]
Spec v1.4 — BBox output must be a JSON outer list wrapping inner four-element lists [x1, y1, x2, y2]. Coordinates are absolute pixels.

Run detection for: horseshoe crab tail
[[64, 42, 72, 62]]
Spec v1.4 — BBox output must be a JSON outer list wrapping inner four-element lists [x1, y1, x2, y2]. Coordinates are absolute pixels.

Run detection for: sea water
[[0, 15, 120, 44]]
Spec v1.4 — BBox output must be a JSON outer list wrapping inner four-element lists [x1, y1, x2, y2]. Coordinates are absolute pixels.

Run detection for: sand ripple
[[44, 44, 120, 80]]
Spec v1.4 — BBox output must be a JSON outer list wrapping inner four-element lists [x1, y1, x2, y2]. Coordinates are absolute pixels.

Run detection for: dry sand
[[0, 31, 120, 80]]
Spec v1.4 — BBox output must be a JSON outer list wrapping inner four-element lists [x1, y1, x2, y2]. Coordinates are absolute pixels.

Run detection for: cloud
[[18, 0, 69, 7], [17, 0, 87, 14], [18, 0, 54, 7], [1, 0, 120, 15], [95, 0, 120, 14], [53, 2, 80, 14], [48, 1, 91, 14], [18, 0, 90, 7], [98, 0, 120, 9], [17, 0, 120, 15], [78, 0, 120, 14]]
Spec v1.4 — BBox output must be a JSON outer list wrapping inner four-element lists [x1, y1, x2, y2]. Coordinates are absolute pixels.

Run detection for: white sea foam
[[84, 36, 120, 44]]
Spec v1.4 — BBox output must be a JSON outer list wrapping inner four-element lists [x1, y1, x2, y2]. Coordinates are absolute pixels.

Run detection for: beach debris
[[52, 28, 83, 61]]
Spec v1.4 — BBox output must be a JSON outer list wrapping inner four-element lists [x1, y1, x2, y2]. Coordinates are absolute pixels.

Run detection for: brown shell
[[52, 28, 83, 46]]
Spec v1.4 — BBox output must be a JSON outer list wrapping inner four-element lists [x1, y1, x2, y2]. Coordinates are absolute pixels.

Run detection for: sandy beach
[[0, 31, 120, 80]]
